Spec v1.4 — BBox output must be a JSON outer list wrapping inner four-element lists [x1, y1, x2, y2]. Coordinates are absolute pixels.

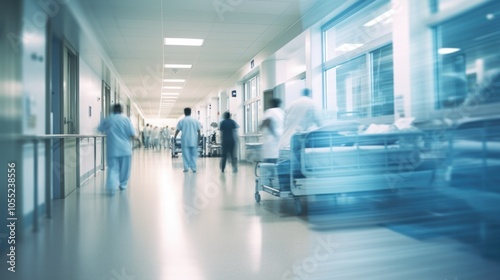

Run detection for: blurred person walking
[[98, 104, 137, 194], [260, 98, 284, 163], [219, 111, 239, 173], [160, 126, 169, 149], [174, 108, 201, 172], [143, 124, 152, 149], [152, 126, 160, 150], [279, 88, 323, 149]]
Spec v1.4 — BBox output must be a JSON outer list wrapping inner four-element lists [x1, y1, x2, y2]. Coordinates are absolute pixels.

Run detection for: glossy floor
[[2, 149, 499, 280]]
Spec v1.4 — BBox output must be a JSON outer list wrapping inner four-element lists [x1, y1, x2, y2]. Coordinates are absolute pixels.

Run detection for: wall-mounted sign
[[231, 90, 237, 97], [250, 59, 254, 69]]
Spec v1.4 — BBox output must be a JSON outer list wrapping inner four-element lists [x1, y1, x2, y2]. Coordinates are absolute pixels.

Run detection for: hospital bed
[[170, 137, 205, 158], [445, 117, 500, 191], [254, 126, 436, 214], [171, 138, 182, 158]]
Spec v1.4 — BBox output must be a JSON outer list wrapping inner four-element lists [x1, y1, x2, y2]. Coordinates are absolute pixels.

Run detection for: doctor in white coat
[[260, 98, 284, 162], [279, 88, 323, 149]]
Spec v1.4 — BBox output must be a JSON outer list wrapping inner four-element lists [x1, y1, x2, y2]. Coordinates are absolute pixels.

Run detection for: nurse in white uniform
[[260, 98, 284, 162], [279, 88, 323, 150]]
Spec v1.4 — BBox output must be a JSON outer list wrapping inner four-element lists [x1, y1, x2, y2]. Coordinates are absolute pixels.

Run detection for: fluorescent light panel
[[364, 9, 395, 27], [164, 64, 192, 69], [162, 86, 182, 89], [438, 48, 460, 55], [164, 38, 204, 46], [335, 43, 364, 52], [161, 93, 179, 96], [163, 79, 186, 83]]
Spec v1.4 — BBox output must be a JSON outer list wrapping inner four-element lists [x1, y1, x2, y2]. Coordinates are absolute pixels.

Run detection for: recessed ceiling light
[[163, 79, 186, 83], [334, 43, 364, 52], [164, 38, 204, 46], [161, 96, 177, 99], [364, 9, 395, 27], [162, 86, 182, 89], [161, 92, 179, 96], [164, 64, 192, 69]]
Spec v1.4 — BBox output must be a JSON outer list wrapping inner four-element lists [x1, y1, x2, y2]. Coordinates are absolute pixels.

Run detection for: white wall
[[79, 58, 103, 180], [21, 0, 47, 219]]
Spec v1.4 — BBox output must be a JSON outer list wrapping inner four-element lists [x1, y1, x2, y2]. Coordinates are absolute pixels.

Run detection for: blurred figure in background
[[161, 126, 170, 149], [260, 98, 284, 163], [279, 88, 323, 149], [219, 111, 239, 173], [152, 126, 160, 150], [174, 108, 201, 172], [98, 104, 137, 194], [143, 124, 151, 149]]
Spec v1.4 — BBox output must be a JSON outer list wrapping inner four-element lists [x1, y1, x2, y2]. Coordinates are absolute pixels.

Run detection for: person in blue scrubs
[[174, 107, 201, 172], [98, 104, 137, 194], [219, 111, 239, 173]]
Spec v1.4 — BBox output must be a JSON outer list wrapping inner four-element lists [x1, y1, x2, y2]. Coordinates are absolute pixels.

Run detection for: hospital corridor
[[1, 0, 500, 279], [1, 149, 499, 280]]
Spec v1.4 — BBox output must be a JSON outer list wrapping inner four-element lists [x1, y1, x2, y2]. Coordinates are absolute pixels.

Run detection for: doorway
[[54, 45, 80, 198]]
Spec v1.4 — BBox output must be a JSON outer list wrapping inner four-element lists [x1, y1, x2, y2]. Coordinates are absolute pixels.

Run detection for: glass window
[[371, 44, 394, 116], [244, 104, 253, 133], [324, 0, 393, 61], [325, 44, 394, 119], [323, 1, 394, 119], [243, 75, 261, 133], [327, 56, 369, 118], [434, 1, 500, 109]]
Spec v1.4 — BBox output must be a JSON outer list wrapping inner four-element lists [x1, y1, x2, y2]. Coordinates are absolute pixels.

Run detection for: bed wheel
[[255, 192, 261, 203], [294, 197, 302, 215]]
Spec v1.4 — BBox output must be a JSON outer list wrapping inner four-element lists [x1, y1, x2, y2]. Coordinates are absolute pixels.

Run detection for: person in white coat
[[279, 88, 323, 149], [260, 98, 284, 163]]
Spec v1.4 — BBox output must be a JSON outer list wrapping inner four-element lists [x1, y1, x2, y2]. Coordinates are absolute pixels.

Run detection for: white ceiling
[[78, 0, 327, 118]]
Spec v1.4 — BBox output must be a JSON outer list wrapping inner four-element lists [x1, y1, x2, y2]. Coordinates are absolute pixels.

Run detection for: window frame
[[428, 0, 500, 116], [243, 74, 261, 134], [321, 0, 395, 120]]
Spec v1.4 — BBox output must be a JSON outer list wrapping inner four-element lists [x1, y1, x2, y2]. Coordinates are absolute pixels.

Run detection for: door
[[102, 82, 111, 163], [61, 45, 79, 197], [102, 82, 111, 118]]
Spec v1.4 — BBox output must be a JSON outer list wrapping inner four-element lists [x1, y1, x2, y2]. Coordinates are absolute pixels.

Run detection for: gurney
[[170, 137, 205, 158], [171, 138, 182, 158], [254, 125, 436, 214]]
